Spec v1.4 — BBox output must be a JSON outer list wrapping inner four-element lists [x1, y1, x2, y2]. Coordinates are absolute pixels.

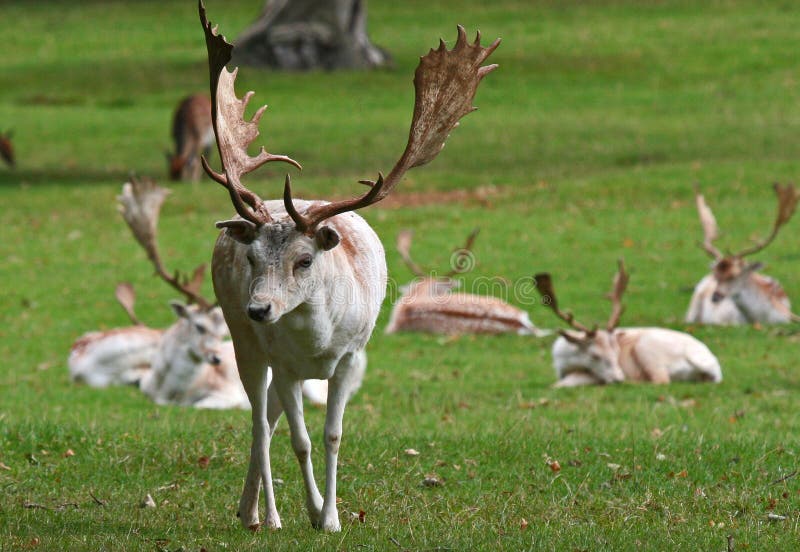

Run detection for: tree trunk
[[232, 0, 392, 71]]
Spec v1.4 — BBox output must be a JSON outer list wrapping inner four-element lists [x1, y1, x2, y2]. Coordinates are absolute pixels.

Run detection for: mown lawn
[[1, 1, 799, 550]]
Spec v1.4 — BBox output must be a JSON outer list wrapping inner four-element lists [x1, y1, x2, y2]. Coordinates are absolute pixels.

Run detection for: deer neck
[[730, 272, 788, 323]]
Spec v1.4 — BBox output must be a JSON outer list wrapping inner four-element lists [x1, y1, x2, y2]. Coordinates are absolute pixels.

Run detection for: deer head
[[396, 228, 479, 297], [695, 183, 799, 303], [199, 3, 499, 325], [0, 130, 15, 168], [535, 260, 629, 384]]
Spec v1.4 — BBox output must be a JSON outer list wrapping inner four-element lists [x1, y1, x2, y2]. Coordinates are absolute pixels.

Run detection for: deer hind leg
[[273, 376, 324, 527]]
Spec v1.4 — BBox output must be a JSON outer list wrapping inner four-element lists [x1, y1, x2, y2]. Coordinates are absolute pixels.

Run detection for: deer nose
[[208, 353, 222, 365], [248, 304, 271, 322], [711, 291, 725, 303]]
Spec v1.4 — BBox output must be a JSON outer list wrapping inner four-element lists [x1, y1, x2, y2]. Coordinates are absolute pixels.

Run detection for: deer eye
[[295, 254, 313, 270], [195, 324, 207, 334]]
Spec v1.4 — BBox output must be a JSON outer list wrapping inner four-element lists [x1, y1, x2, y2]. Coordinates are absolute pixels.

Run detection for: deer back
[[69, 326, 164, 387]]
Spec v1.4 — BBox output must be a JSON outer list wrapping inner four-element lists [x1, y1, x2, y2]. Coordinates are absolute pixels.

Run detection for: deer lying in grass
[[167, 94, 214, 181], [0, 130, 14, 167], [385, 229, 549, 336], [199, 2, 498, 531], [686, 184, 799, 325], [536, 261, 722, 387]]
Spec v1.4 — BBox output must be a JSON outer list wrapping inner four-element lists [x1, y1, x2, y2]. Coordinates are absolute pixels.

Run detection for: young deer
[[536, 261, 722, 387], [0, 130, 15, 167], [69, 283, 164, 388], [167, 94, 214, 181], [685, 184, 799, 325], [385, 229, 549, 336], [199, 3, 498, 532]]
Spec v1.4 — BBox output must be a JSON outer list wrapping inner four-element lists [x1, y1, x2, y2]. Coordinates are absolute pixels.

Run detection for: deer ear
[[217, 219, 257, 244], [169, 300, 190, 319], [315, 226, 340, 251]]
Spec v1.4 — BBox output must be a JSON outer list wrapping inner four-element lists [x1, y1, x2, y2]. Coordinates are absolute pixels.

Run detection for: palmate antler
[[605, 259, 629, 331], [118, 176, 212, 309], [735, 183, 800, 258], [199, 1, 500, 235], [397, 227, 480, 278], [534, 272, 596, 335], [694, 184, 723, 260]]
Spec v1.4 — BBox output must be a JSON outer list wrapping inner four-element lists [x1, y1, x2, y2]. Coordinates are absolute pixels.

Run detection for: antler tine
[[445, 227, 480, 277], [534, 273, 593, 334], [118, 176, 212, 309], [199, 1, 301, 227], [605, 258, 629, 331], [286, 25, 500, 234], [736, 182, 800, 258], [114, 282, 142, 325], [694, 184, 723, 260], [396, 229, 426, 278]]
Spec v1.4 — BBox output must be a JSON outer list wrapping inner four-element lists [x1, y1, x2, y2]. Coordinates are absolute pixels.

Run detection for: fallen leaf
[[198, 456, 210, 469], [422, 475, 443, 487], [768, 513, 786, 521], [520, 518, 529, 530], [358, 509, 366, 523], [0, 462, 10, 470], [548, 460, 561, 472], [63, 449, 75, 458], [607, 463, 621, 471], [404, 448, 420, 456], [140, 494, 156, 508]]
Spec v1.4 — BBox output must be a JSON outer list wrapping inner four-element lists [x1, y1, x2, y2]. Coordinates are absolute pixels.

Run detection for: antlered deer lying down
[[167, 94, 214, 181], [0, 130, 14, 167], [536, 261, 722, 387], [686, 184, 799, 325], [199, 2, 499, 532], [385, 229, 549, 336]]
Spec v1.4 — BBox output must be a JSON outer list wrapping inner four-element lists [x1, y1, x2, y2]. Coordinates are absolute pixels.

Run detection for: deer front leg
[[238, 364, 282, 530], [273, 376, 324, 527]]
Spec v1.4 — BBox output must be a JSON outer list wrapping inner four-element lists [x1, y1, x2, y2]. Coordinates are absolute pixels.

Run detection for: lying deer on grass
[[385, 229, 549, 336], [536, 260, 722, 387], [167, 94, 214, 181], [199, 2, 498, 531], [686, 183, 799, 325], [0, 130, 15, 167]]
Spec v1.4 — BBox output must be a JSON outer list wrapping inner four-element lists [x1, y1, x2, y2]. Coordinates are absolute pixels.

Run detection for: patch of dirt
[[376, 185, 501, 210]]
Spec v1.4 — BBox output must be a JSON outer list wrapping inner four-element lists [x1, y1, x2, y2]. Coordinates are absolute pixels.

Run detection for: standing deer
[[685, 184, 799, 325], [536, 261, 722, 387], [199, 3, 498, 532], [385, 229, 549, 336], [0, 130, 14, 167], [167, 94, 214, 181]]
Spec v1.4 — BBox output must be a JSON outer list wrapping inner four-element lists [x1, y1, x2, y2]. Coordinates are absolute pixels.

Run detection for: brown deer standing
[[385, 229, 549, 335], [0, 130, 15, 167], [167, 94, 214, 181], [686, 184, 799, 325], [199, 2, 499, 532], [537, 260, 722, 387]]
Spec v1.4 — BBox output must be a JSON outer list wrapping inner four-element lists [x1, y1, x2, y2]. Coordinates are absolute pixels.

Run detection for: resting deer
[[686, 184, 799, 325], [167, 94, 214, 181], [199, 3, 498, 532], [385, 229, 549, 336], [536, 260, 722, 387], [0, 130, 14, 167]]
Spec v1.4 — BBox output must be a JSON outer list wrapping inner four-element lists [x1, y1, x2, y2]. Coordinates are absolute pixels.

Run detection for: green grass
[[2, 0, 800, 549]]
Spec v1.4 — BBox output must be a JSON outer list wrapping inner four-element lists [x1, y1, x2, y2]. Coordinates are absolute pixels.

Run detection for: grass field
[[1, 1, 800, 550]]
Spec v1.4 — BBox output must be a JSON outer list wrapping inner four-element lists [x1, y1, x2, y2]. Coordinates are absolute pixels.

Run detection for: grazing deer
[[199, 3, 498, 532], [536, 261, 722, 387], [69, 283, 164, 388], [167, 94, 214, 181], [685, 184, 799, 325], [385, 229, 549, 336], [0, 130, 14, 167]]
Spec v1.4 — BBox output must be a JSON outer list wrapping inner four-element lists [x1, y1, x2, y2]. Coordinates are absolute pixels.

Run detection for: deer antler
[[534, 273, 595, 335], [694, 184, 723, 260], [115, 282, 141, 325], [118, 176, 212, 309], [736, 182, 800, 258], [396, 230, 425, 278], [605, 259, 629, 331], [284, 25, 501, 234], [199, 1, 301, 228]]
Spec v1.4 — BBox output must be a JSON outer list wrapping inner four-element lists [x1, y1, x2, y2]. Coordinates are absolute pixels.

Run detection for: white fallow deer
[[685, 183, 800, 325], [536, 261, 722, 387], [198, 2, 499, 532], [0, 129, 15, 168], [167, 94, 214, 182], [385, 229, 549, 335], [69, 283, 164, 388]]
